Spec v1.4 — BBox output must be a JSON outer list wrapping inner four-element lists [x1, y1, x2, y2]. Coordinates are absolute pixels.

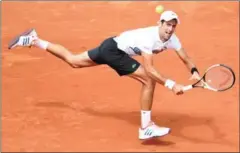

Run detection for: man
[[8, 10, 201, 140]]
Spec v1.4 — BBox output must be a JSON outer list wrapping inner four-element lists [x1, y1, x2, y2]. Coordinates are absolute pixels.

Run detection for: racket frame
[[183, 64, 235, 92]]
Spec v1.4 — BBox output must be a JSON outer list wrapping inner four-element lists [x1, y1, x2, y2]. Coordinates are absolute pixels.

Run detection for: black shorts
[[88, 37, 140, 76]]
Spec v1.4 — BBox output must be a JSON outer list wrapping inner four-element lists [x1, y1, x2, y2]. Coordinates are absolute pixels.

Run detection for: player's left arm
[[175, 47, 201, 80]]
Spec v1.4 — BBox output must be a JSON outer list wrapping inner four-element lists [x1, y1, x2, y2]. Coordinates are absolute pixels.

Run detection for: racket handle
[[183, 85, 193, 91]]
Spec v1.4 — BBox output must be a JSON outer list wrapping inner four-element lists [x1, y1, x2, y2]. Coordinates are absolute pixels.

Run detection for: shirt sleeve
[[167, 34, 182, 51]]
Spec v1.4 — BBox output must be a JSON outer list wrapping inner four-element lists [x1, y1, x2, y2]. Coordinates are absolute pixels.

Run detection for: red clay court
[[2, 1, 239, 152]]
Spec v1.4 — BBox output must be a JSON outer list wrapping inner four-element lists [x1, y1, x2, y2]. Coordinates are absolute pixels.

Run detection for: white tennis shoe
[[139, 121, 170, 140], [8, 28, 38, 49]]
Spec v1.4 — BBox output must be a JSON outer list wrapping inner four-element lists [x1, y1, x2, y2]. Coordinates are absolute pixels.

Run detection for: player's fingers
[[176, 90, 183, 95]]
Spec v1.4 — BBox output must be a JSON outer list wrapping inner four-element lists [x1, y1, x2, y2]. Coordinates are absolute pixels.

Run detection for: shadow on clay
[[35, 101, 77, 110], [79, 107, 233, 146], [35, 101, 234, 146], [141, 138, 176, 146]]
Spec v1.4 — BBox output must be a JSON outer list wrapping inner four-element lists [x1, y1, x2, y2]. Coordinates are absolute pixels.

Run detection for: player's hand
[[189, 72, 201, 81], [172, 84, 184, 95]]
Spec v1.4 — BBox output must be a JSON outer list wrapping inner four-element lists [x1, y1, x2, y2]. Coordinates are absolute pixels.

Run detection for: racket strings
[[204, 66, 234, 91]]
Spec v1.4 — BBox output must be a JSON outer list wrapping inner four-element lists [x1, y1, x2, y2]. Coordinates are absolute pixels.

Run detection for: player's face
[[159, 19, 177, 41]]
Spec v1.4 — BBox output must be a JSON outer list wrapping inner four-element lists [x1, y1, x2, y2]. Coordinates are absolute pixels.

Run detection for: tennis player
[[8, 10, 201, 140]]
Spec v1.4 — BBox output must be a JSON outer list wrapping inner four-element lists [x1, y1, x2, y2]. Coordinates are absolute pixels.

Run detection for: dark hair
[[160, 20, 165, 24], [160, 19, 178, 24]]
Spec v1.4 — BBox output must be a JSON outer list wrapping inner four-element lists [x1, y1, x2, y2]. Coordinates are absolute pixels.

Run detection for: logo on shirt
[[132, 64, 137, 69]]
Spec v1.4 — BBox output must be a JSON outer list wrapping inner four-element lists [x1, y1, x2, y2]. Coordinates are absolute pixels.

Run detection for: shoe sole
[[8, 28, 34, 49], [139, 129, 171, 140]]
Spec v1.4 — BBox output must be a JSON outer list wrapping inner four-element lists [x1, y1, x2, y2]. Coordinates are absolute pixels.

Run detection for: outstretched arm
[[175, 48, 201, 80], [141, 52, 183, 94], [142, 52, 168, 85]]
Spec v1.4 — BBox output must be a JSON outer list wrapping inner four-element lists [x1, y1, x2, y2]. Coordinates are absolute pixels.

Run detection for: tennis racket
[[183, 64, 236, 92]]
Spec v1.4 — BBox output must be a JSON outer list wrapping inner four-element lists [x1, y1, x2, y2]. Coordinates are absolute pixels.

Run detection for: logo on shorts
[[132, 64, 137, 69]]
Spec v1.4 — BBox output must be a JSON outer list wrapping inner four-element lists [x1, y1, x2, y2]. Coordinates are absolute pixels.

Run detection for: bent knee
[[130, 66, 156, 87], [141, 72, 156, 87], [137, 75, 156, 88], [144, 77, 156, 87]]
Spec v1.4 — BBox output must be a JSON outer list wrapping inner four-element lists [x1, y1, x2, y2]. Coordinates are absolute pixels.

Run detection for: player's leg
[[104, 44, 170, 140], [127, 66, 156, 111], [126, 65, 170, 140], [97, 37, 169, 138], [127, 66, 156, 129], [43, 42, 99, 68], [107, 52, 156, 128], [8, 28, 99, 68]]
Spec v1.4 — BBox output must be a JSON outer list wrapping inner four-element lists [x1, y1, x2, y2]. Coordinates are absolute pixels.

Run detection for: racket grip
[[183, 85, 193, 91]]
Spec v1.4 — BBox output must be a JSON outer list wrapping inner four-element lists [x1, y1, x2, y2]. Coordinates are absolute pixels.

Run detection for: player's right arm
[[141, 52, 183, 94], [142, 52, 167, 85]]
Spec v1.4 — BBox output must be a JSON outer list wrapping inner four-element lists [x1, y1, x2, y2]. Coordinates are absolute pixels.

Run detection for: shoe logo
[[23, 37, 30, 46], [144, 129, 153, 136], [132, 64, 137, 69]]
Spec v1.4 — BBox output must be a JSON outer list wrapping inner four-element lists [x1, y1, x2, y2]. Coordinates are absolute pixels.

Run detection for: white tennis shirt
[[113, 26, 182, 56]]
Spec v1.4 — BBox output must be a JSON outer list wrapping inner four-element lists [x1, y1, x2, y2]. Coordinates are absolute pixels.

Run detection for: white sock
[[141, 110, 151, 128], [35, 39, 49, 50]]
